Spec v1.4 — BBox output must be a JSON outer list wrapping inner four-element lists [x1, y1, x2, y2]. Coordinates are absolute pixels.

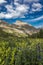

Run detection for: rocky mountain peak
[[0, 20, 39, 36], [14, 20, 27, 25]]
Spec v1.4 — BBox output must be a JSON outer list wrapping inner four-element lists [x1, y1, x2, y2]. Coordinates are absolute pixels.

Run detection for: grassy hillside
[[0, 29, 43, 65]]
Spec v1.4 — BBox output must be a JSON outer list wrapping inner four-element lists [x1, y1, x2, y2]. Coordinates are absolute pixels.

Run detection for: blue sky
[[0, 0, 43, 28]]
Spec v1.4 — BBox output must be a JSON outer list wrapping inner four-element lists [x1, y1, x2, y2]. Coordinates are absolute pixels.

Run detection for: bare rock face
[[0, 20, 39, 36], [14, 20, 27, 25], [13, 20, 39, 35]]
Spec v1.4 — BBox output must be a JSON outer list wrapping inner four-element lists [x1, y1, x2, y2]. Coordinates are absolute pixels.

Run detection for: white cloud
[[24, 16, 43, 28], [31, 3, 42, 12], [0, 0, 6, 4], [30, 16, 43, 21], [33, 16, 43, 21], [5, 5, 14, 13], [0, 4, 29, 19], [24, 0, 39, 3], [0, 0, 43, 19], [14, 0, 43, 13], [14, 0, 39, 5], [0, 12, 13, 18], [16, 4, 29, 13], [14, 0, 19, 2], [25, 16, 43, 23], [0, 12, 5, 18], [14, 0, 20, 6], [32, 3, 42, 8], [5, 4, 29, 17]]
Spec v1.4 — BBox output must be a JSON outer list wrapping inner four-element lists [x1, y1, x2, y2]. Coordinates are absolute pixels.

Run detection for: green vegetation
[[0, 29, 43, 65], [31, 29, 43, 38]]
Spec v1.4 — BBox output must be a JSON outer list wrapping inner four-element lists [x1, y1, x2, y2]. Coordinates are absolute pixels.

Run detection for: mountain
[[12, 20, 39, 35], [0, 20, 39, 37]]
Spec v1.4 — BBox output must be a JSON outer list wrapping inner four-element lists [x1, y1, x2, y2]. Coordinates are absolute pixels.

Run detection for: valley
[[0, 20, 43, 65]]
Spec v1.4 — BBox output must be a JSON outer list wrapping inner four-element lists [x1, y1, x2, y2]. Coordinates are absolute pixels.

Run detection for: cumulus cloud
[[16, 4, 29, 13], [0, 12, 5, 18], [0, 0, 6, 4], [0, 12, 13, 18], [31, 3, 42, 12], [0, 4, 29, 19], [14, 0, 20, 6], [24, 0, 39, 3], [14, 0, 43, 13], [6, 4, 29, 18], [0, 0, 43, 19], [14, 0, 39, 5]]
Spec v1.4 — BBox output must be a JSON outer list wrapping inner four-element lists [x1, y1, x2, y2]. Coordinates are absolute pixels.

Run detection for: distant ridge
[[0, 20, 40, 36]]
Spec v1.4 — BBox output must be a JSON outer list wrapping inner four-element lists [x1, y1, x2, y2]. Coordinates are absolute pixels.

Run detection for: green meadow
[[0, 30, 43, 65]]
